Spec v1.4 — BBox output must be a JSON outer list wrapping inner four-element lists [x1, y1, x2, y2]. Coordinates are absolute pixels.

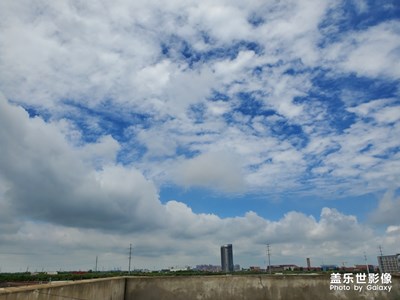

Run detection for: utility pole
[[364, 252, 369, 274], [95, 255, 98, 272], [378, 245, 384, 273], [128, 244, 132, 274], [267, 244, 271, 274]]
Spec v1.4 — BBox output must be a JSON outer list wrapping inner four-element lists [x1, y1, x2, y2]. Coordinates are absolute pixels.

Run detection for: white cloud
[[0, 95, 164, 232], [351, 0, 369, 14], [206, 101, 231, 116], [324, 21, 400, 79], [79, 135, 120, 168], [386, 225, 400, 234], [172, 151, 246, 192], [213, 51, 256, 79], [370, 190, 400, 226], [1, 95, 391, 271], [1, 0, 396, 198], [134, 60, 172, 94], [347, 98, 400, 124], [0, 0, 399, 272], [165, 201, 221, 238], [293, 97, 400, 196], [264, 72, 310, 119], [188, 3, 252, 43], [0, 200, 387, 272]]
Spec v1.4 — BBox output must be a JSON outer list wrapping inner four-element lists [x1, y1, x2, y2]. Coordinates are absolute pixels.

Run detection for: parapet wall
[[0, 277, 125, 300], [0, 275, 399, 300], [125, 275, 400, 300]]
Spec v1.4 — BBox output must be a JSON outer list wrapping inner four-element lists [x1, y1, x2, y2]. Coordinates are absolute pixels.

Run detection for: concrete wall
[[126, 275, 400, 300], [0, 275, 399, 300], [0, 277, 125, 300]]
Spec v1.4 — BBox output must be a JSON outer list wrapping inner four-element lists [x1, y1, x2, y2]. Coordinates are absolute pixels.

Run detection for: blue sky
[[0, 0, 399, 272]]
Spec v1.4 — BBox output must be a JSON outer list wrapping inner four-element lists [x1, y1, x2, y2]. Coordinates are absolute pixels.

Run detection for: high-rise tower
[[221, 244, 234, 272], [306, 258, 311, 269]]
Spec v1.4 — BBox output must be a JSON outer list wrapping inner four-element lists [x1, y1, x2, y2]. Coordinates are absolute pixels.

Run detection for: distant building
[[46, 271, 58, 275], [195, 265, 221, 272], [267, 264, 298, 272], [354, 265, 375, 273], [169, 266, 190, 272], [377, 254, 400, 274], [249, 266, 261, 272], [321, 265, 338, 272], [306, 258, 311, 269], [221, 244, 234, 272]]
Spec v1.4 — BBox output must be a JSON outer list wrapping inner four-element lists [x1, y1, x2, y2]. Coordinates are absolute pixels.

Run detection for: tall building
[[221, 244, 234, 272], [377, 254, 400, 273], [306, 258, 311, 269]]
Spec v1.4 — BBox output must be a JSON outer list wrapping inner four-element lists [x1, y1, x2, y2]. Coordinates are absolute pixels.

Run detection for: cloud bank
[[0, 0, 399, 271]]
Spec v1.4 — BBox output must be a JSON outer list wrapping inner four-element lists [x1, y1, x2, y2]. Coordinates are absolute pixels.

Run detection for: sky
[[0, 0, 399, 272]]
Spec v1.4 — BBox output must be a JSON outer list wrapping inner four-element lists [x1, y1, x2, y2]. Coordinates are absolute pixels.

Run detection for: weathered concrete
[[0, 277, 125, 300], [125, 275, 400, 300], [0, 275, 399, 300]]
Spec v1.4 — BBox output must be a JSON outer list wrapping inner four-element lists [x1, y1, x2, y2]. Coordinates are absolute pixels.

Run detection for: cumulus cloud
[[0, 96, 394, 271], [0, 95, 164, 232], [0, 0, 399, 272], [172, 151, 246, 192], [0, 199, 384, 271], [370, 190, 400, 226]]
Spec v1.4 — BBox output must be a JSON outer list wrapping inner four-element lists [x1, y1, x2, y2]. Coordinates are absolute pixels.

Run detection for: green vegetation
[[0, 271, 124, 283]]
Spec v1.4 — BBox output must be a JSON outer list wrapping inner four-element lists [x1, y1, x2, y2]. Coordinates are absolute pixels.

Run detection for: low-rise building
[[321, 265, 338, 272], [267, 264, 298, 272], [353, 265, 375, 273], [377, 254, 400, 274], [195, 265, 222, 272]]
